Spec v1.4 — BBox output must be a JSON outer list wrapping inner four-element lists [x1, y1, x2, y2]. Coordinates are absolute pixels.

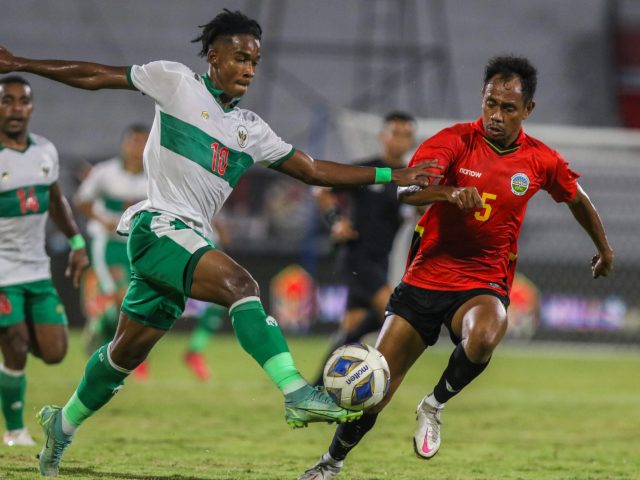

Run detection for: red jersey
[[403, 118, 579, 296]]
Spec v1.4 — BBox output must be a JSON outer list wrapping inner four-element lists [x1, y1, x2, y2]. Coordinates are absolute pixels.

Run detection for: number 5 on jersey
[[474, 192, 496, 222], [210, 142, 229, 176]]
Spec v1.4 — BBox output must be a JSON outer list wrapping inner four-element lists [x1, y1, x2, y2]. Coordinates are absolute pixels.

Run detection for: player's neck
[[0, 131, 29, 151]]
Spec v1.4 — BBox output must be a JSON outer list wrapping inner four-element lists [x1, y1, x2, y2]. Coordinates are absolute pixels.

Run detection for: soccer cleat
[[298, 452, 344, 480], [413, 396, 443, 459], [184, 352, 211, 381], [36, 405, 73, 477], [284, 385, 362, 428], [3, 427, 36, 446]]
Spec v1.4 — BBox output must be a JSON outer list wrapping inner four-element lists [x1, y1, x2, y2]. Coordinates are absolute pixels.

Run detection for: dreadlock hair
[[192, 9, 262, 57], [483, 55, 537, 104]]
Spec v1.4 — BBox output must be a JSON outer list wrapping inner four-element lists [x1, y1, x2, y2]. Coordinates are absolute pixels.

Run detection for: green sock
[[61, 343, 130, 429], [188, 303, 224, 352], [229, 297, 306, 394], [0, 365, 26, 430]]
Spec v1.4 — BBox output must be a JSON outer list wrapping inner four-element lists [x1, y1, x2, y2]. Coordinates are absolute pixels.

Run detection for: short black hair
[[483, 56, 537, 104], [384, 111, 416, 124], [0, 75, 31, 88], [192, 9, 262, 57]]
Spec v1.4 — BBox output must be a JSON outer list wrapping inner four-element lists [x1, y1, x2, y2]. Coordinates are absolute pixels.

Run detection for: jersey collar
[[201, 73, 240, 112], [473, 118, 526, 155], [0, 134, 34, 153]]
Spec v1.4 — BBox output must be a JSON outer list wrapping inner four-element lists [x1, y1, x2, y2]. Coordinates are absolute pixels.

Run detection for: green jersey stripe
[[159, 111, 254, 188], [0, 184, 50, 217], [103, 195, 127, 214]]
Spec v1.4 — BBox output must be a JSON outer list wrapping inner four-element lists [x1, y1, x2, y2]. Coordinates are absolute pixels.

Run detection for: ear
[[207, 48, 218, 67], [523, 100, 535, 120]]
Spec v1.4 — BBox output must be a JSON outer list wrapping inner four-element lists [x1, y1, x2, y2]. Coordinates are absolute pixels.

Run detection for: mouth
[[486, 124, 504, 136]]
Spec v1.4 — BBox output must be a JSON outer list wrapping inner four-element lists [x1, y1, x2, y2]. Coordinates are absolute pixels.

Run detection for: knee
[[227, 271, 260, 300], [466, 316, 507, 361], [1, 333, 29, 369], [39, 343, 68, 365]]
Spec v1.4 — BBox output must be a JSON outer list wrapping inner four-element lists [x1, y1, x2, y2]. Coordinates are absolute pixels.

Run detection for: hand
[[391, 160, 443, 187], [331, 217, 358, 242], [66, 248, 90, 288], [591, 250, 614, 279], [0, 46, 19, 73], [447, 186, 484, 211]]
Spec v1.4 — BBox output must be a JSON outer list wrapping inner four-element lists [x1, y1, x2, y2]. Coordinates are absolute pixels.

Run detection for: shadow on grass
[[5, 465, 216, 480]]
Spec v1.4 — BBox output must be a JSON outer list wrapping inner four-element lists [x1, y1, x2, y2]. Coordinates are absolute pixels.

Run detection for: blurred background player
[[75, 124, 148, 360], [298, 55, 614, 480], [76, 124, 226, 381], [0, 75, 88, 446], [311, 111, 416, 386]]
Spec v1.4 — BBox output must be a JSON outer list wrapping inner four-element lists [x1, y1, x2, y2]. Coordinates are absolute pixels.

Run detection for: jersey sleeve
[[543, 150, 580, 203], [76, 164, 104, 202], [408, 126, 465, 182], [253, 118, 296, 168], [127, 61, 192, 107]]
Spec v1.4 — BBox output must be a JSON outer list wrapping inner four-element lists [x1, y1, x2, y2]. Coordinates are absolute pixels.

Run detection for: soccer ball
[[323, 343, 390, 410]]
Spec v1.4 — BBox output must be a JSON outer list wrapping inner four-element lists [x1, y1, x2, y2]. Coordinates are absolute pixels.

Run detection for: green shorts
[[0, 279, 68, 327], [120, 211, 216, 330]]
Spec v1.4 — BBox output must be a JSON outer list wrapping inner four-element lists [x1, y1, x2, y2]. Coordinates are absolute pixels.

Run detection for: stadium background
[[6, 0, 640, 343]]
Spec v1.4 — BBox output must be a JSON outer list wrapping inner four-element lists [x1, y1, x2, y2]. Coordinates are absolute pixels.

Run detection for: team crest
[[510, 173, 530, 196], [201, 111, 210, 120], [237, 125, 248, 148], [1, 171, 9, 182]]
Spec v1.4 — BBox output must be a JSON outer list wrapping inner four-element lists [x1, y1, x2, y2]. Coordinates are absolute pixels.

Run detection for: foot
[[284, 385, 362, 429], [132, 360, 150, 381], [413, 396, 443, 459], [3, 427, 36, 446], [184, 352, 211, 381], [298, 452, 343, 480], [37, 405, 73, 477]]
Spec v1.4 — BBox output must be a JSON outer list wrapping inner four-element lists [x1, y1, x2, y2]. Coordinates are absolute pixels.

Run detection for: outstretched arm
[[566, 184, 614, 278], [0, 46, 132, 90], [398, 184, 484, 211], [275, 150, 441, 187], [49, 183, 90, 287]]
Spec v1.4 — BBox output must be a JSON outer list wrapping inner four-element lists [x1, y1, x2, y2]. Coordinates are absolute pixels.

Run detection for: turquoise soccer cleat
[[284, 385, 362, 429], [36, 405, 74, 477]]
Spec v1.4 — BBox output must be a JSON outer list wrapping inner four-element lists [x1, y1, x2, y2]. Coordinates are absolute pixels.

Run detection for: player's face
[[481, 75, 534, 148], [208, 34, 261, 99], [379, 120, 416, 165], [121, 130, 148, 169], [0, 82, 33, 139]]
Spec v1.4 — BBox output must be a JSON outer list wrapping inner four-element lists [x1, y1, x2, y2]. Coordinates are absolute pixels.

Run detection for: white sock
[[60, 412, 78, 435], [424, 392, 445, 409]]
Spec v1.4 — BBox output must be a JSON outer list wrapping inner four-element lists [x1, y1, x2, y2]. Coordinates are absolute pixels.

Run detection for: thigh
[[369, 314, 426, 413], [31, 324, 68, 364], [189, 249, 258, 307]]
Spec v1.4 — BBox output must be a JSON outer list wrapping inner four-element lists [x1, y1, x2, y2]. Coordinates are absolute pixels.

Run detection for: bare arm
[[0, 46, 132, 90], [75, 198, 119, 232], [275, 150, 441, 188], [49, 183, 89, 286], [398, 185, 484, 211], [566, 184, 614, 278]]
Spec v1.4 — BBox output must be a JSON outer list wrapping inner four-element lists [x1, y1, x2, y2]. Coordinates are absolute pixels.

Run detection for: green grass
[[1, 331, 639, 480]]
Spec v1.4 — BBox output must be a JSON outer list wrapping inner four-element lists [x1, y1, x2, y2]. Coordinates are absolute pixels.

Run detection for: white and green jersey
[[117, 61, 295, 240], [0, 134, 59, 286], [76, 157, 147, 243]]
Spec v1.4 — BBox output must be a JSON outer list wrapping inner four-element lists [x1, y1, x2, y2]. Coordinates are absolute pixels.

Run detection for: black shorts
[[343, 257, 389, 310], [385, 281, 510, 347]]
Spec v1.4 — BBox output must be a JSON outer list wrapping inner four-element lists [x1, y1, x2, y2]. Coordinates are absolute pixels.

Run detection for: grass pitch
[[1, 331, 638, 480]]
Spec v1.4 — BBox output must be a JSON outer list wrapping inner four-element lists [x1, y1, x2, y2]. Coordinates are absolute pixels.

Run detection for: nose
[[243, 64, 255, 78], [490, 109, 503, 123]]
